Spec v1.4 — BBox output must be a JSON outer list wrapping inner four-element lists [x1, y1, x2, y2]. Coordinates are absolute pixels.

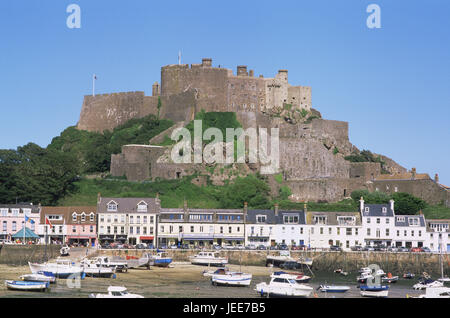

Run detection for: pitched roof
[[361, 204, 394, 217], [40, 206, 96, 224], [97, 197, 159, 214], [394, 214, 426, 227], [306, 211, 362, 225], [246, 209, 306, 224]]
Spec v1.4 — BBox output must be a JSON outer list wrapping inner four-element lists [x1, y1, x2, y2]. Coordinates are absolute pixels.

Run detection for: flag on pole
[[45, 217, 53, 229], [25, 215, 35, 224]]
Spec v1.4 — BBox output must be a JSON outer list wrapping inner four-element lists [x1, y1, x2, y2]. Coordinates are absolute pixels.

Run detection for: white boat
[[438, 277, 450, 284], [5, 280, 50, 292], [359, 267, 371, 274], [80, 258, 116, 278], [266, 251, 294, 267], [319, 285, 350, 293], [211, 268, 252, 286], [29, 259, 85, 279], [20, 272, 56, 283], [417, 286, 450, 298], [381, 274, 399, 283], [255, 276, 313, 298], [203, 267, 231, 277], [357, 269, 386, 283], [334, 268, 348, 276], [413, 278, 444, 290], [88, 256, 128, 272], [360, 285, 389, 298], [271, 271, 311, 283], [89, 286, 144, 298], [190, 252, 228, 266], [296, 257, 313, 266]]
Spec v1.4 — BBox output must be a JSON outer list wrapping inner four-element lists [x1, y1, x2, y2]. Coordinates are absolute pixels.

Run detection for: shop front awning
[[140, 236, 154, 240]]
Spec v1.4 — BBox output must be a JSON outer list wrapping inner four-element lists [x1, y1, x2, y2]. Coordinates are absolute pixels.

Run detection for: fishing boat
[[190, 252, 228, 266], [318, 285, 350, 293], [150, 251, 172, 267], [271, 271, 311, 283], [357, 269, 386, 284], [360, 285, 389, 298], [255, 276, 313, 298], [417, 286, 450, 298], [413, 278, 444, 290], [89, 286, 144, 298], [203, 267, 231, 277], [211, 268, 252, 286], [29, 259, 85, 279], [80, 258, 116, 278], [5, 280, 50, 292], [87, 256, 128, 272], [382, 273, 399, 284], [20, 272, 56, 284]]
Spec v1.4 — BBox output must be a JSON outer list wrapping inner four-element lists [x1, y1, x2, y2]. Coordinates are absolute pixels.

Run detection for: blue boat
[[5, 280, 50, 292], [151, 251, 172, 267], [360, 285, 389, 297]]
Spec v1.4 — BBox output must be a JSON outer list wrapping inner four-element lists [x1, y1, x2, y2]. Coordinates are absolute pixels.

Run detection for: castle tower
[[237, 65, 248, 76], [202, 58, 212, 67], [152, 82, 160, 96]]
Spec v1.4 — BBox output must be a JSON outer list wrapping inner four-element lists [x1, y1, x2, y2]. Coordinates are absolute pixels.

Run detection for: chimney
[[249, 70, 254, 77], [243, 202, 248, 222], [435, 173, 439, 183], [419, 209, 423, 215], [359, 197, 365, 212], [274, 203, 279, 217], [202, 58, 212, 67], [411, 168, 416, 180], [183, 199, 188, 211], [237, 65, 248, 76], [389, 199, 395, 212], [155, 193, 161, 206], [97, 193, 101, 204]]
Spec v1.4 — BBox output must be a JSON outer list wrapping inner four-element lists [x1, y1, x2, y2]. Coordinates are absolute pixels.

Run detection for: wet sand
[[0, 263, 426, 298]]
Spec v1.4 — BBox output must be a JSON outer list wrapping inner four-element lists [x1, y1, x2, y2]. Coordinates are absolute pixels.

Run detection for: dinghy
[[211, 268, 252, 286], [271, 271, 311, 283], [360, 285, 389, 298], [382, 273, 399, 283], [5, 280, 49, 292], [318, 285, 350, 293], [20, 272, 56, 283]]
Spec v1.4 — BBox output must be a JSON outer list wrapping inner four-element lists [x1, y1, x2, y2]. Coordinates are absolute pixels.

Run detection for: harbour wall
[[98, 249, 449, 276], [0, 245, 61, 266]]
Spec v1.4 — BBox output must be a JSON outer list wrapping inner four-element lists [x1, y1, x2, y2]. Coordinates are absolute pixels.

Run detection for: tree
[[219, 175, 270, 209], [391, 192, 427, 215]]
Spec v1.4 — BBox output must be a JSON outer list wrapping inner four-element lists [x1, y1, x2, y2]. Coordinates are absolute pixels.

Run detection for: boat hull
[[255, 283, 312, 298], [153, 258, 172, 267], [29, 262, 85, 279], [320, 286, 350, 293], [20, 274, 56, 284], [5, 280, 49, 292], [360, 290, 389, 298], [211, 274, 252, 286]]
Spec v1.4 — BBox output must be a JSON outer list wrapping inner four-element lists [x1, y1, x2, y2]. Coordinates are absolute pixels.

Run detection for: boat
[[360, 285, 389, 298], [266, 251, 294, 267], [357, 269, 386, 284], [211, 268, 252, 286], [359, 267, 371, 274], [203, 267, 231, 277], [80, 258, 116, 278], [403, 272, 415, 279], [29, 259, 85, 279], [150, 251, 173, 267], [382, 273, 399, 283], [296, 256, 313, 266], [318, 285, 350, 293], [413, 278, 444, 290], [190, 252, 228, 266], [438, 277, 450, 285], [5, 280, 50, 292], [417, 286, 450, 298], [271, 271, 311, 283], [20, 272, 56, 283], [88, 286, 144, 298], [255, 276, 313, 298], [87, 256, 128, 272], [60, 245, 70, 257], [334, 268, 348, 276]]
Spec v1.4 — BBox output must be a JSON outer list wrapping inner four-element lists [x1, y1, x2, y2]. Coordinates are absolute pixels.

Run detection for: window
[[72, 226, 76, 233], [376, 218, 380, 224], [149, 227, 154, 235], [2, 221, 7, 231], [386, 218, 390, 224], [143, 227, 147, 234], [419, 231, 422, 237], [346, 228, 352, 236], [81, 213, 86, 222], [137, 202, 147, 212], [129, 227, 134, 234], [160, 226, 164, 233], [136, 216, 141, 224], [129, 216, 134, 224], [114, 226, 117, 234], [284, 215, 299, 224], [367, 229, 371, 236], [1, 209, 7, 216], [72, 213, 77, 222], [121, 227, 124, 234], [382, 207, 387, 214], [386, 229, 389, 236], [107, 226, 111, 234], [313, 216, 326, 225], [143, 216, 148, 223], [300, 228, 303, 234], [256, 215, 267, 223], [367, 218, 371, 224], [190, 226, 194, 233], [229, 227, 232, 234], [12, 209, 19, 216], [320, 228, 323, 235], [329, 228, 332, 235], [411, 231, 414, 237], [179, 226, 183, 233], [397, 230, 400, 236], [90, 225, 93, 233], [408, 218, 419, 226], [90, 213, 94, 222], [220, 227, 223, 234], [136, 227, 140, 234], [107, 202, 117, 211], [338, 216, 356, 226], [12, 221, 16, 231]]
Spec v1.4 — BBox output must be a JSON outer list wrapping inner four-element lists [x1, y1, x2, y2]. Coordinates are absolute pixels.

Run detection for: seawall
[[0, 245, 61, 266]]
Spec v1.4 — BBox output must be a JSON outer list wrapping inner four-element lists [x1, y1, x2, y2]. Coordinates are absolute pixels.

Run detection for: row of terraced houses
[[1, 195, 449, 252]]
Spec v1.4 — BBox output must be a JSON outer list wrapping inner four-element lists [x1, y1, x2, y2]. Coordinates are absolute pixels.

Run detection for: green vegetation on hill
[[344, 149, 389, 174], [48, 114, 173, 173]]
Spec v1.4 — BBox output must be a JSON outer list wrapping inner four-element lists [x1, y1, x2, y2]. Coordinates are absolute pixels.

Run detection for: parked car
[[330, 245, 342, 252], [421, 247, 431, 253], [398, 246, 410, 252], [411, 247, 423, 253], [362, 246, 375, 251], [135, 243, 147, 249], [387, 246, 399, 252], [279, 261, 300, 270], [223, 244, 234, 250], [351, 245, 363, 251], [180, 244, 189, 249], [245, 244, 257, 250], [269, 245, 278, 250], [278, 244, 289, 250], [257, 245, 267, 250]]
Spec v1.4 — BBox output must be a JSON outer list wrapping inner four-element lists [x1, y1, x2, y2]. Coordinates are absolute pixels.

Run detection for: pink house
[[0, 203, 41, 242]]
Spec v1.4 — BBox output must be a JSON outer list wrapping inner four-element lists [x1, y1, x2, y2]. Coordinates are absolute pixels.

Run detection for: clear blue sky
[[1, 0, 449, 185]]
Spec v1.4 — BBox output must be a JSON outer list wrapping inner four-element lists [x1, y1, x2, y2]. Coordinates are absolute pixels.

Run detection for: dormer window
[[81, 212, 86, 222], [364, 207, 369, 213], [284, 215, 299, 224], [107, 201, 118, 212], [313, 216, 326, 225], [72, 212, 77, 222], [89, 212, 94, 222], [256, 215, 267, 223], [137, 201, 148, 212], [408, 218, 419, 226], [382, 207, 387, 214], [396, 216, 405, 223]]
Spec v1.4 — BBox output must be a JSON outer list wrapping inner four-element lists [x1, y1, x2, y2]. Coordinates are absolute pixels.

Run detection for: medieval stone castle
[[76, 58, 450, 207]]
